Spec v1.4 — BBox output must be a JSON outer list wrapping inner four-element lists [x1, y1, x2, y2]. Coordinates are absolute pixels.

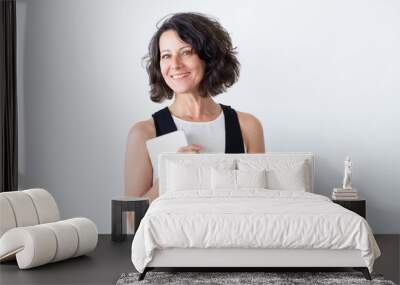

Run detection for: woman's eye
[[161, 54, 170, 60], [182, 50, 192, 56]]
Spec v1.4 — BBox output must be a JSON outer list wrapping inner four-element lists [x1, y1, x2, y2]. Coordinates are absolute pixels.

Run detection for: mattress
[[131, 190, 380, 273]]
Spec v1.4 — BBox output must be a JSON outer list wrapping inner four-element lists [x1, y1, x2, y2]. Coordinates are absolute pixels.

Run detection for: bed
[[131, 153, 381, 280]]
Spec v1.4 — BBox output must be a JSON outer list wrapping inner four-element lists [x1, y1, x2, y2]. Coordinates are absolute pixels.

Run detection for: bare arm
[[124, 118, 204, 203], [124, 120, 159, 202], [237, 112, 266, 153]]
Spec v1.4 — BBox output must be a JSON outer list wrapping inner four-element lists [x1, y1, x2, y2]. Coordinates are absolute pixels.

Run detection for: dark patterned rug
[[116, 271, 396, 285]]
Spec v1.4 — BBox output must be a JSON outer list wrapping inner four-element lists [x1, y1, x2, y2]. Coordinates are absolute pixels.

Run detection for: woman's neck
[[169, 93, 221, 121]]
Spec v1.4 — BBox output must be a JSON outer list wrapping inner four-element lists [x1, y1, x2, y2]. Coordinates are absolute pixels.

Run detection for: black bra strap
[[220, 104, 245, 153], [151, 107, 177, 137]]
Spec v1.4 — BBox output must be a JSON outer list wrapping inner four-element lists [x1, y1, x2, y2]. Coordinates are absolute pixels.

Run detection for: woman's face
[[159, 30, 205, 95]]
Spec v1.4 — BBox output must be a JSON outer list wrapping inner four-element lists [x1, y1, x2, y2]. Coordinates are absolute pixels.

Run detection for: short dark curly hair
[[144, 12, 240, 103]]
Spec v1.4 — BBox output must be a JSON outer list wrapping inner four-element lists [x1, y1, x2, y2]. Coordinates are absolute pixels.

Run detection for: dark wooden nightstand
[[332, 199, 366, 219], [111, 197, 149, 242]]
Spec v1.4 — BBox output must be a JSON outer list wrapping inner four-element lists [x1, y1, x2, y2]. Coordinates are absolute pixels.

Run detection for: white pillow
[[166, 159, 235, 192], [267, 163, 307, 191], [237, 158, 309, 191], [166, 162, 210, 191], [211, 168, 268, 190], [236, 169, 267, 188], [211, 168, 236, 190]]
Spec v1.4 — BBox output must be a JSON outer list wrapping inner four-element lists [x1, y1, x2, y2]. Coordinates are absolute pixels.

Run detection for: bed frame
[[139, 248, 371, 280], [138, 153, 372, 281]]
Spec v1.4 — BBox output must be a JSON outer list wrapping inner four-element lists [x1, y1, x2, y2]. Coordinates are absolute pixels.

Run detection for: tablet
[[145, 130, 188, 179]]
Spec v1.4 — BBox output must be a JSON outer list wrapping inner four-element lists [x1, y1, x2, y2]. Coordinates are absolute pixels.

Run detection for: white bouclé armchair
[[0, 188, 98, 269]]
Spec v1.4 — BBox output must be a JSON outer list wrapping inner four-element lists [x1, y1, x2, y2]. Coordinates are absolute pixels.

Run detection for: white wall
[[16, 0, 400, 233]]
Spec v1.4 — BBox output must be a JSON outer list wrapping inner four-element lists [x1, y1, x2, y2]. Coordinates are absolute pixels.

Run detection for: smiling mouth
[[171, 72, 190, 79]]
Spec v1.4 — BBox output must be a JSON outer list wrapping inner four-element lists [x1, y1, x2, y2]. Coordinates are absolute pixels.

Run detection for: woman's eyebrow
[[160, 46, 192, 54]]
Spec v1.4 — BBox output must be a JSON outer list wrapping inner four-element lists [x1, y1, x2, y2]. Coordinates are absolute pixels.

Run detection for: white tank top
[[172, 112, 225, 153]]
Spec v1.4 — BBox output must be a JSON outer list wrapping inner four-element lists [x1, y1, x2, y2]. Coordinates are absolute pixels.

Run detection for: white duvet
[[131, 190, 380, 273]]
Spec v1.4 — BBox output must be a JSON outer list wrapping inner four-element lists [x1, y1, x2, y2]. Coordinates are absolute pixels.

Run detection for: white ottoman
[[0, 189, 98, 269]]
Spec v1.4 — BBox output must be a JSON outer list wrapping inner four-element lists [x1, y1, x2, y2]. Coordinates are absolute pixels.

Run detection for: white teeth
[[172, 73, 189, 79]]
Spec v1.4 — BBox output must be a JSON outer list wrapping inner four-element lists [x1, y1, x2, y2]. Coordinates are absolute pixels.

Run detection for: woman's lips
[[171, 72, 190, 79]]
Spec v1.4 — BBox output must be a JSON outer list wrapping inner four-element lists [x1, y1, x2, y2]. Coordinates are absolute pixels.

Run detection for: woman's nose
[[171, 55, 182, 69]]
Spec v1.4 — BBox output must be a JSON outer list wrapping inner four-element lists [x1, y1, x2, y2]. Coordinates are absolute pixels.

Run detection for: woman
[[125, 12, 265, 202]]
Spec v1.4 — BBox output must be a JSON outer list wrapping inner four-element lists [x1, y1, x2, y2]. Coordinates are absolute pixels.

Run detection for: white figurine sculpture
[[342, 156, 352, 190]]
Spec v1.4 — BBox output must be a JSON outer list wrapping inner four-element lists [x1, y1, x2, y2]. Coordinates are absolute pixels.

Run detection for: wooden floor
[[0, 234, 398, 285]]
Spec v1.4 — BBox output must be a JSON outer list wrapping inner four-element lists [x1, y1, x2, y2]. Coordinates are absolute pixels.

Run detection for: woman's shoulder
[[128, 118, 156, 142], [236, 111, 263, 130], [236, 110, 265, 153]]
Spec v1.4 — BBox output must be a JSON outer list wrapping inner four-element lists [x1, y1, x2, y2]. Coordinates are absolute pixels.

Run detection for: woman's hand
[[177, 144, 202, 153]]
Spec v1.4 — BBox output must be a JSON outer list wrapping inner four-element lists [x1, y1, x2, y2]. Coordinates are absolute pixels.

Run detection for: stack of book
[[332, 188, 359, 200]]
